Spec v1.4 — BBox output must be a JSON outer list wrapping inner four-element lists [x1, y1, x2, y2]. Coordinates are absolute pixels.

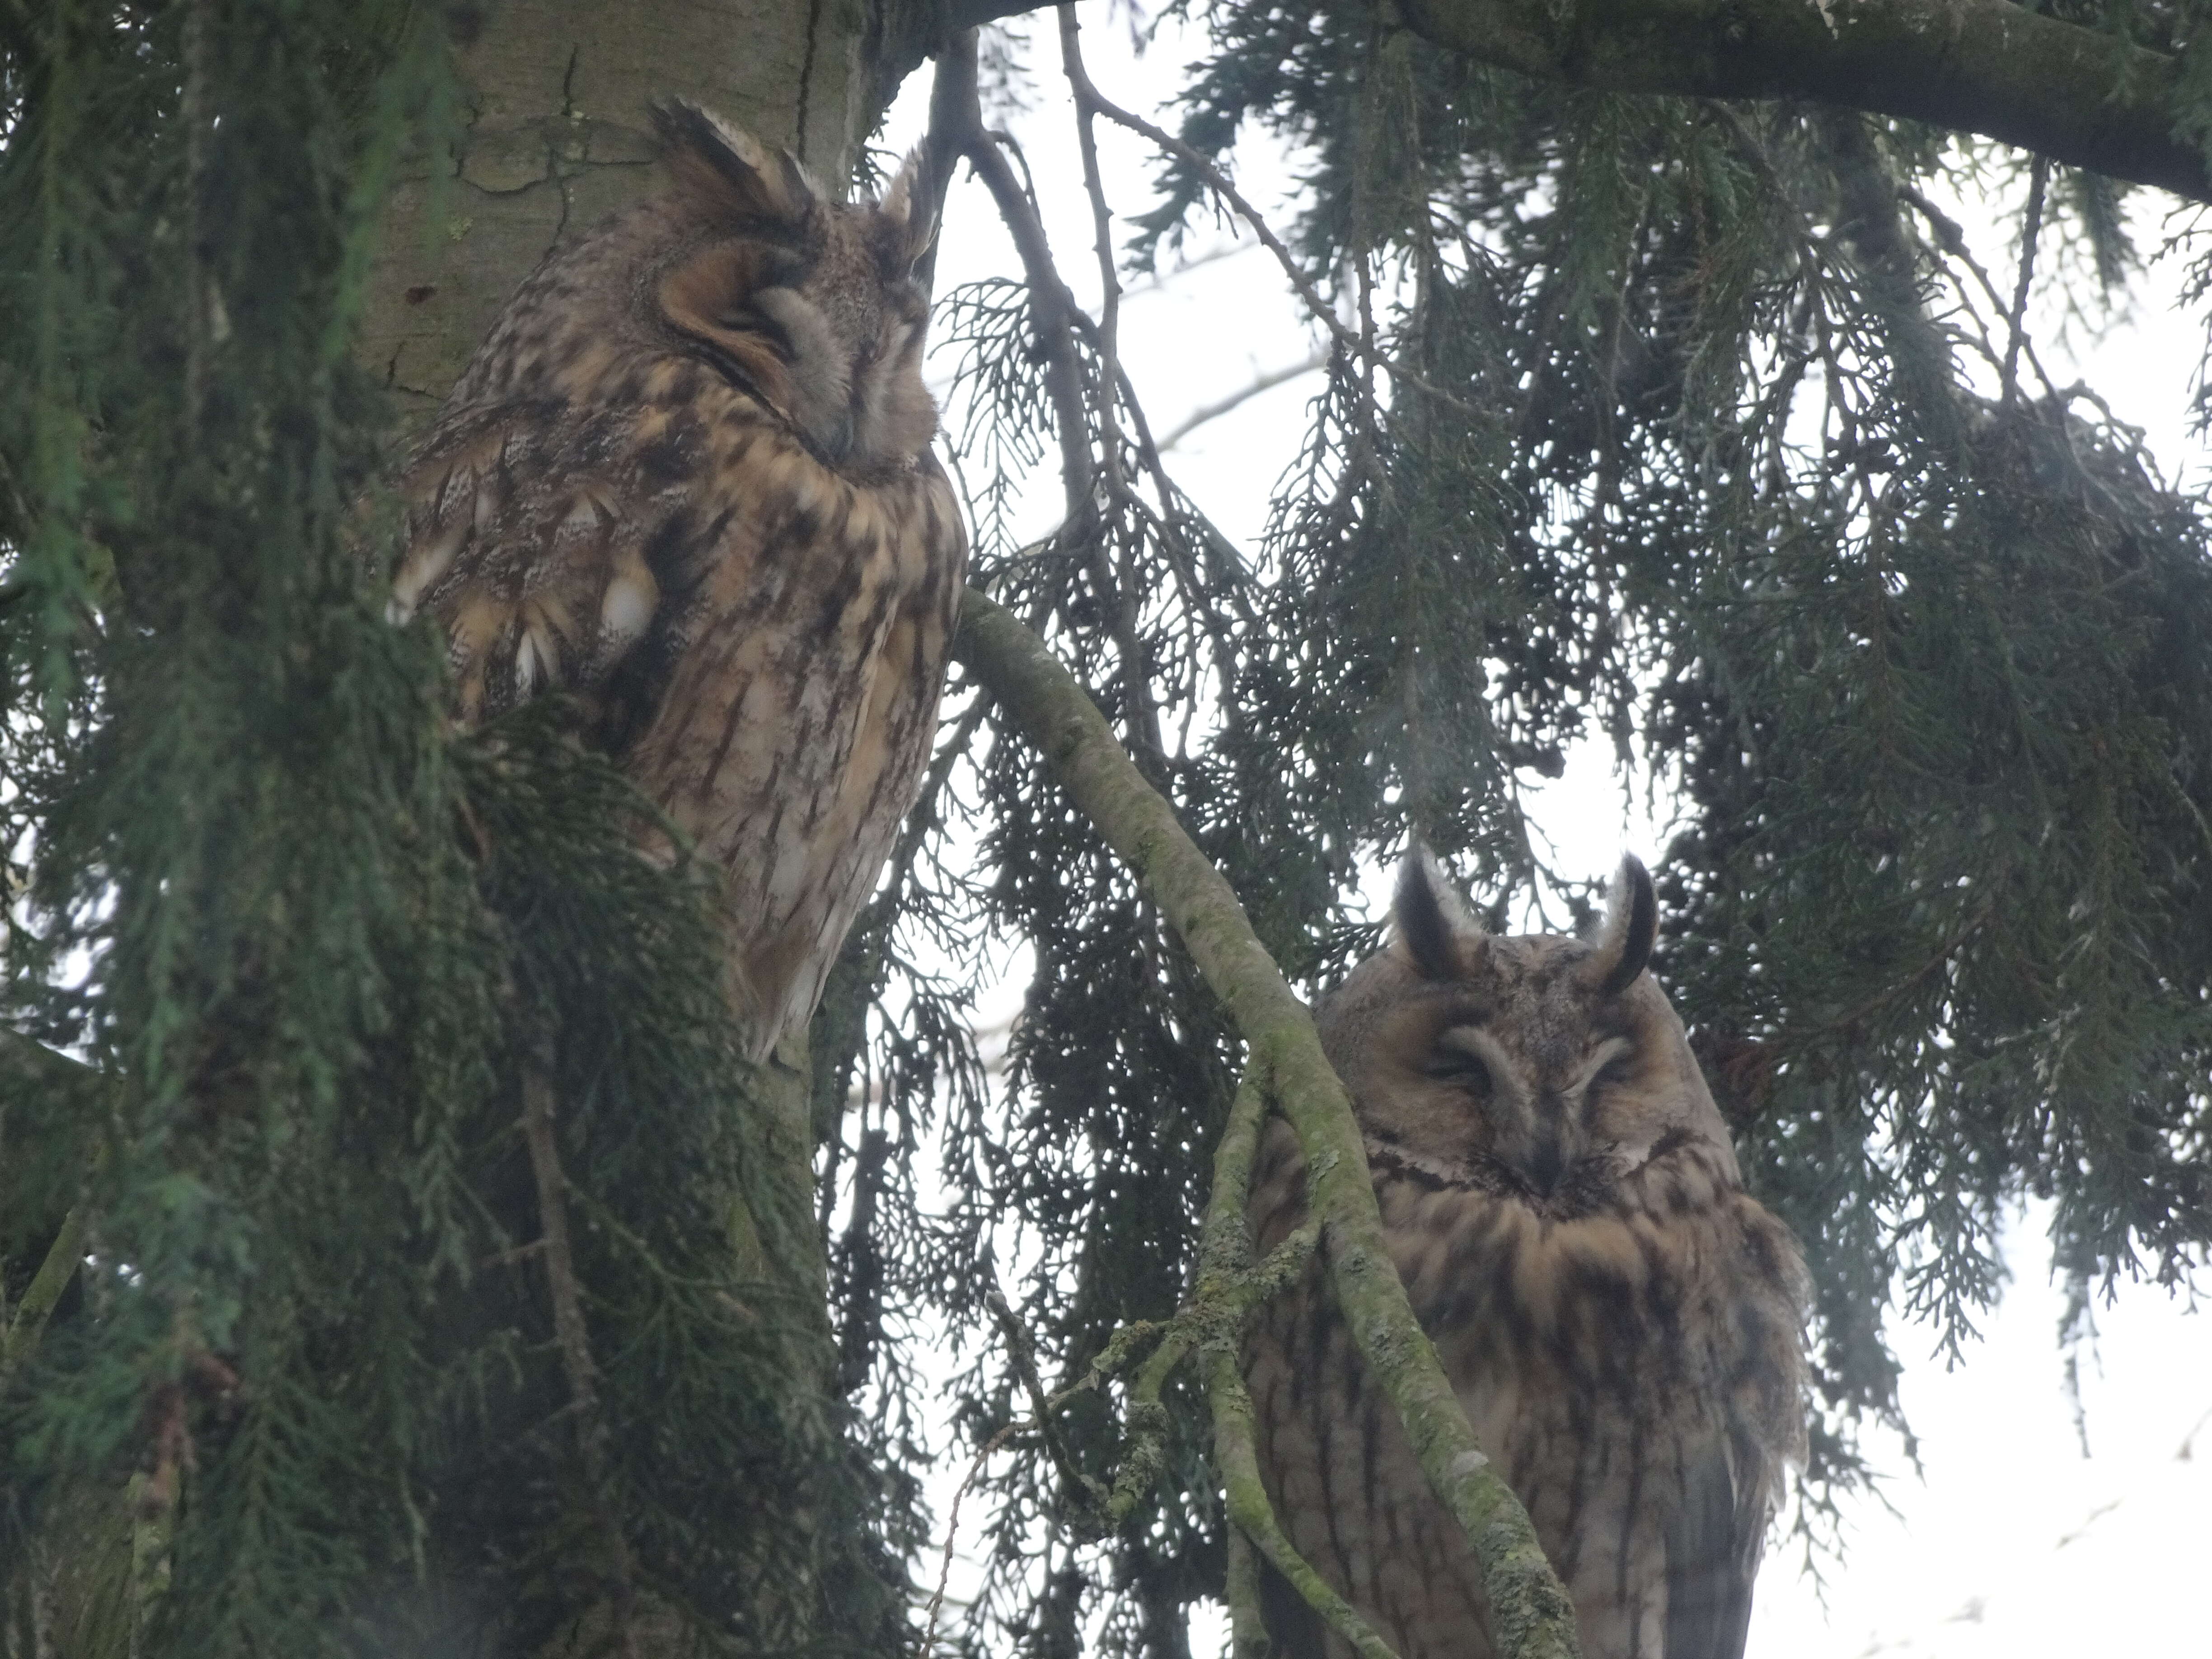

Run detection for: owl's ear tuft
[[1394, 844, 1481, 982], [1585, 854, 1657, 996], [875, 146, 938, 276], [651, 98, 815, 229]]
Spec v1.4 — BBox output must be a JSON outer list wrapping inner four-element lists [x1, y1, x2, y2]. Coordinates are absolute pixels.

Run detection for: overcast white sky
[[881, 12, 2212, 1653]]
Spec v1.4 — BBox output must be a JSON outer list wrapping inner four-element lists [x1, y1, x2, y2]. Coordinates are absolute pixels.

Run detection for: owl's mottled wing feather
[[1257, 1559, 1328, 1659], [1662, 1436, 1760, 1659], [390, 103, 966, 1073], [401, 345, 964, 1051], [394, 384, 696, 733]]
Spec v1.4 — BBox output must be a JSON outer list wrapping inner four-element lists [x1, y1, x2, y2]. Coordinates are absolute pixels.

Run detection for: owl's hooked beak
[[1493, 1094, 1570, 1198], [1521, 1106, 1568, 1196]]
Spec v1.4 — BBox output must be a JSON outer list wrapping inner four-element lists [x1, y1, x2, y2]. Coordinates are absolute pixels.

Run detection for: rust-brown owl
[[392, 101, 967, 1057], [1246, 851, 1807, 1659]]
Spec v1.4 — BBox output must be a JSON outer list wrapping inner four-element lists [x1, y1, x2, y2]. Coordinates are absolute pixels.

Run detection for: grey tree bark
[[363, 0, 890, 431]]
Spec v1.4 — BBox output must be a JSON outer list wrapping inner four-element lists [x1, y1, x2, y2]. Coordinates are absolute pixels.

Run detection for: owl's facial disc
[[655, 202, 935, 470], [737, 247, 933, 465], [1416, 1017, 1643, 1200]]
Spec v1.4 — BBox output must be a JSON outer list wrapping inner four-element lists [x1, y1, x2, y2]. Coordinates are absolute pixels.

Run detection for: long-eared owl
[[391, 100, 966, 1057], [1246, 851, 1807, 1659]]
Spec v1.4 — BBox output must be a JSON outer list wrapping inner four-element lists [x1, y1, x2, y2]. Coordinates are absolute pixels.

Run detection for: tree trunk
[[357, 7, 907, 1650], [362, 0, 882, 433]]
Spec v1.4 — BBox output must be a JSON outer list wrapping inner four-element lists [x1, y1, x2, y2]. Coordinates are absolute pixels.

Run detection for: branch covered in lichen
[[952, 588, 1582, 1659], [1101, 1068, 1318, 1532], [1192, 1065, 1395, 1659], [2, 1197, 87, 1384], [0, 1030, 107, 1382]]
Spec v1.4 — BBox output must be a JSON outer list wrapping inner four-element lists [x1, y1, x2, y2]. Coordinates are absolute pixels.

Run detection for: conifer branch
[[0, 1030, 104, 1381], [1387, 0, 2212, 201], [902, 0, 2212, 201], [953, 588, 1584, 1659], [2002, 155, 2050, 407], [0, 1198, 86, 1384], [1159, 354, 1326, 451], [518, 1060, 637, 1656], [1057, 6, 1168, 773]]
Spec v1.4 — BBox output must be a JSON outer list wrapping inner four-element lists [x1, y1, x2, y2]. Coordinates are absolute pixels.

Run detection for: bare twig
[[922, 1414, 1023, 1652], [1055, 5, 1167, 774], [1912, 196, 2059, 396], [2002, 154, 2051, 407], [1118, 239, 1260, 302], [985, 1283, 1114, 1518], [1054, 38, 1476, 422], [932, 30, 1097, 532], [1160, 353, 1328, 450], [1056, 47, 1359, 368], [1061, 6, 1125, 496]]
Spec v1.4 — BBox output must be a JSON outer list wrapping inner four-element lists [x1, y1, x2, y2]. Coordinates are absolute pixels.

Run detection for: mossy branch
[[1195, 1066, 1397, 1659], [952, 589, 1582, 1659], [2, 1197, 88, 1385], [1, 1029, 107, 1383], [1101, 1067, 1318, 1533]]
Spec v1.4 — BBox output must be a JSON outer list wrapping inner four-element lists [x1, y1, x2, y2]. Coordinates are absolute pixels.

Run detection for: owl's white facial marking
[[752, 285, 855, 454], [1425, 1024, 1508, 1094]]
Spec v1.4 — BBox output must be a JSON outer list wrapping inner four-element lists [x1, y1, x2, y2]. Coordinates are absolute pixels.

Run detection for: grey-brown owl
[[1246, 851, 1807, 1659], [392, 101, 967, 1057]]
